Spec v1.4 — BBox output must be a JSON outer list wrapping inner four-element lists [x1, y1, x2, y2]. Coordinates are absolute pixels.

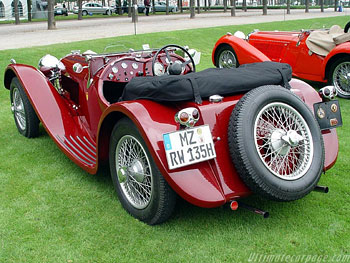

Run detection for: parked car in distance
[[73, 3, 113, 16], [138, 1, 177, 13], [54, 6, 68, 16], [212, 22, 350, 98]]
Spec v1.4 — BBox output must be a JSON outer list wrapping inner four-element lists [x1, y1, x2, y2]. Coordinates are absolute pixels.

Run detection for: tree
[[230, 0, 235, 16], [263, 0, 267, 15], [197, 0, 200, 13], [190, 0, 195, 18], [305, 0, 309, 12], [224, 0, 227, 12], [132, 0, 138, 22], [242, 0, 247, 11], [287, 0, 290, 14], [334, 0, 337, 11], [14, 0, 20, 24], [47, 0, 56, 29], [77, 0, 82, 20], [204, 0, 207, 11], [152, 0, 155, 14], [179, 0, 183, 12], [166, 0, 169, 14], [320, 0, 324, 12], [27, 0, 32, 21], [128, 0, 131, 17]]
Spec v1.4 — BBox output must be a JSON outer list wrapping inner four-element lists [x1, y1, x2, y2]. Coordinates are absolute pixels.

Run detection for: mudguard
[[323, 42, 350, 79], [212, 35, 270, 66], [4, 64, 98, 173]]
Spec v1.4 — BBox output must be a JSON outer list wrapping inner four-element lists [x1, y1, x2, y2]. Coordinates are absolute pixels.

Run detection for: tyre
[[109, 118, 176, 225], [82, 10, 88, 16], [215, 45, 239, 69], [328, 56, 350, 98], [10, 77, 40, 138], [106, 9, 112, 15], [228, 85, 324, 201]]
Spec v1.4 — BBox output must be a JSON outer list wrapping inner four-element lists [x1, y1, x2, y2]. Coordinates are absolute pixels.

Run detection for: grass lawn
[[1, 16, 350, 263]]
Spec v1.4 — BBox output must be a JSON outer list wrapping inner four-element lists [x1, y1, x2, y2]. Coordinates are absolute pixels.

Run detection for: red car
[[4, 44, 341, 224], [212, 23, 350, 98]]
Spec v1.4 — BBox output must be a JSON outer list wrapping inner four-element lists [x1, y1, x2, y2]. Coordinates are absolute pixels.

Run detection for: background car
[[138, 2, 177, 13], [54, 6, 68, 16], [73, 3, 113, 16], [212, 22, 350, 98]]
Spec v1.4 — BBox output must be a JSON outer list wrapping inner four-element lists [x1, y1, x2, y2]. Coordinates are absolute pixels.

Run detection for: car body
[[54, 6, 68, 16], [138, 2, 177, 13], [4, 44, 341, 224], [73, 3, 113, 16], [212, 23, 350, 98]]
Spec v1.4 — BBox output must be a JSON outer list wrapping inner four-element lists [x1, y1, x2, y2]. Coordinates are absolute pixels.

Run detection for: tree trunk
[[334, 0, 337, 11], [190, 0, 195, 18], [13, 0, 20, 24], [27, 0, 32, 21], [263, 0, 267, 14], [224, 0, 227, 12], [197, 0, 200, 13], [320, 0, 324, 11], [47, 0, 56, 29], [243, 0, 247, 11], [230, 0, 235, 16], [305, 0, 309, 12], [102, 0, 106, 5], [152, 0, 155, 13], [166, 0, 169, 14], [128, 0, 131, 17], [131, 0, 138, 22], [78, 0, 82, 20], [204, 0, 207, 11], [287, 0, 290, 13]]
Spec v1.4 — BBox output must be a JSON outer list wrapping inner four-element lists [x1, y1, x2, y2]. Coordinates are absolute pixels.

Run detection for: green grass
[[1, 17, 350, 263]]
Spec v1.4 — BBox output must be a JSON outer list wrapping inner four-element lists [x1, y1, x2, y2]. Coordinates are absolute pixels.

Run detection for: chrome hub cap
[[115, 135, 152, 209], [254, 102, 313, 180], [218, 50, 237, 69], [333, 61, 350, 97], [12, 87, 26, 131]]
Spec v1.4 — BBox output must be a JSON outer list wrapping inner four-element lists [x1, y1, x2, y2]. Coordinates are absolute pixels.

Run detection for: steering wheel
[[152, 44, 196, 76], [345, 21, 350, 33]]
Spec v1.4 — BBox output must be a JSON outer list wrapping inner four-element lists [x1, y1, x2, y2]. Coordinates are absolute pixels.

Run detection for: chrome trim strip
[[70, 135, 96, 161]]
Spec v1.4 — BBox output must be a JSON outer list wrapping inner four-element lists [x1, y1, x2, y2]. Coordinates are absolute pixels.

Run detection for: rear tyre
[[228, 85, 324, 201], [82, 10, 88, 16], [215, 45, 239, 69], [328, 57, 350, 98], [106, 9, 112, 15], [10, 77, 40, 138], [344, 21, 350, 33], [109, 118, 176, 225]]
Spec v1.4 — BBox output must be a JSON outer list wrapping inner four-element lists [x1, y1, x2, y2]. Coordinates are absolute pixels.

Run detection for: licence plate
[[163, 125, 216, 170], [313, 100, 342, 130]]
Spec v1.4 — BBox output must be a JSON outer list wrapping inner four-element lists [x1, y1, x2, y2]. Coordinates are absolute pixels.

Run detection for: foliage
[[0, 16, 350, 263]]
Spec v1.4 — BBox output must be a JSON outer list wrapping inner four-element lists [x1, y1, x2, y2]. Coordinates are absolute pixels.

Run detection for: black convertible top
[[121, 61, 292, 103]]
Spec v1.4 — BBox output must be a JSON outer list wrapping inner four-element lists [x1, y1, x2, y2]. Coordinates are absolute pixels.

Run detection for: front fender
[[212, 35, 270, 66], [98, 100, 229, 208], [323, 42, 350, 79]]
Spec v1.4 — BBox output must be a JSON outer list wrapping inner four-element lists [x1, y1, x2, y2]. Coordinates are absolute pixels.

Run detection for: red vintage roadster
[[4, 44, 341, 224], [212, 22, 350, 98]]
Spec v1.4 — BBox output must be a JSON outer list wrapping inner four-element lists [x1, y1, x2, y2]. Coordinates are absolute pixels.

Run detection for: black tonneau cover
[[121, 61, 292, 103]]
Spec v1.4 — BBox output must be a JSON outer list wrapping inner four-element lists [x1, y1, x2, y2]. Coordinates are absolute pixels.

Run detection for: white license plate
[[163, 125, 216, 170]]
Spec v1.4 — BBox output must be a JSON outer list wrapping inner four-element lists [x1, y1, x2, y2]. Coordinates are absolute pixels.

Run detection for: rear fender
[[212, 35, 270, 66], [323, 42, 350, 80], [98, 100, 228, 208]]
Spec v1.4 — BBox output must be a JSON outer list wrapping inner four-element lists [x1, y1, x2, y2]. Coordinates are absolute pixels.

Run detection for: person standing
[[144, 0, 150, 16]]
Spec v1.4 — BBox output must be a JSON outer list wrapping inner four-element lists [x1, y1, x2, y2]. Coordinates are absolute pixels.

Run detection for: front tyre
[[329, 57, 350, 98], [10, 77, 40, 138], [228, 85, 324, 201], [215, 45, 239, 69], [109, 118, 176, 225]]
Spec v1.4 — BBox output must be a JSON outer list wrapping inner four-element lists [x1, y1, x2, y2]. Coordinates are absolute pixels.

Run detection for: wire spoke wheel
[[116, 135, 153, 209], [218, 49, 237, 69], [12, 87, 26, 131], [332, 61, 350, 97], [254, 102, 313, 180]]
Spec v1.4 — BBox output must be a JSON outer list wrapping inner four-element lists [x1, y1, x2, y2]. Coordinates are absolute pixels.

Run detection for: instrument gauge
[[154, 62, 165, 76], [132, 63, 139, 70], [121, 62, 128, 69], [112, 67, 118, 74]]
